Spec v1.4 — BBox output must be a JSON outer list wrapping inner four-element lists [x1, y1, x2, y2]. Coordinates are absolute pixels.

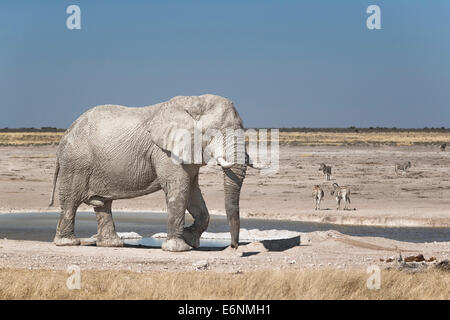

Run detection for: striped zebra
[[330, 183, 351, 210], [319, 163, 332, 181], [312, 185, 324, 210], [394, 161, 411, 175]]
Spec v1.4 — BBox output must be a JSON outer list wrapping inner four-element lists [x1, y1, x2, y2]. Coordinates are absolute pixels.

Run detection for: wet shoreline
[[0, 211, 449, 244]]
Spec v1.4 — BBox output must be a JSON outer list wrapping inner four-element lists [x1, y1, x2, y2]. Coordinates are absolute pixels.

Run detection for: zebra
[[330, 183, 351, 210], [440, 144, 447, 152], [394, 161, 411, 175], [319, 163, 332, 181], [312, 185, 324, 210]]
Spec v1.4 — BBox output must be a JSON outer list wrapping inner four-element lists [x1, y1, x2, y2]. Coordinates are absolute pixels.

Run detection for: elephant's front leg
[[94, 200, 123, 247], [161, 185, 193, 252], [184, 183, 210, 248]]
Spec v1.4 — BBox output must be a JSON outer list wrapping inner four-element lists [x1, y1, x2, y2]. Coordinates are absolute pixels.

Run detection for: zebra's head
[[319, 163, 326, 171], [330, 183, 339, 195]]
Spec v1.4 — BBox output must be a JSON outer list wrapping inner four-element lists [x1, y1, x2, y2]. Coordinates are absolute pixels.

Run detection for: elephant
[[49, 94, 262, 252]]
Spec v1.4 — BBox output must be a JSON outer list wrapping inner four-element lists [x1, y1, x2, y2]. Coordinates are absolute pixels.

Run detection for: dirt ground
[[0, 144, 449, 273], [0, 144, 449, 226], [0, 230, 448, 273]]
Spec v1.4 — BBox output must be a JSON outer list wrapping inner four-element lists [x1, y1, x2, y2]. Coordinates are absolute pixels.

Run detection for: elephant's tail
[[49, 160, 60, 207]]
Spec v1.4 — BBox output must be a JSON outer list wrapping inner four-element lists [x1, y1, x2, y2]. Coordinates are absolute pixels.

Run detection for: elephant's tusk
[[216, 157, 234, 169], [247, 162, 269, 170]]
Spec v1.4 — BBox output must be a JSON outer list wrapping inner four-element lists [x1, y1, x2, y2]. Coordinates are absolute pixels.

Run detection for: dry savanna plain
[[0, 130, 449, 299]]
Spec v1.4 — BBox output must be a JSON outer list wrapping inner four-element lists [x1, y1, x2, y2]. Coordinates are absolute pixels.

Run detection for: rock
[[201, 229, 301, 241], [116, 232, 142, 239], [193, 260, 209, 270], [245, 241, 268, 252], [395, 261, 425, 272], [404, 254, 425, 262], [434, 260, 449, 271], [261, 236, 300, 251]]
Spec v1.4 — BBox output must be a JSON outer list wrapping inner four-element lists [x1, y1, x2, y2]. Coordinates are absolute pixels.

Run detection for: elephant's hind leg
[[94, 200, 123, 247], [54, 168, 89, 246], [54, 202, 81, 246]]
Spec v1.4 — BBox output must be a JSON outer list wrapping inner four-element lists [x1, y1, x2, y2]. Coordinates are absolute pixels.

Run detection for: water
[[0, 212, 448, 245]]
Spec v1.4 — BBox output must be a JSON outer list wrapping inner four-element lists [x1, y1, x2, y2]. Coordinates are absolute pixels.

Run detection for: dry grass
[[0, 268, 448, 300], [278, 131, 450, 146], [0, 132, 64, 146], [1, 131, 448, 146]]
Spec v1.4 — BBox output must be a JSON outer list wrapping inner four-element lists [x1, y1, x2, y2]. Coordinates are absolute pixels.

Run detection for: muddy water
[[0, 212, 448, 245]]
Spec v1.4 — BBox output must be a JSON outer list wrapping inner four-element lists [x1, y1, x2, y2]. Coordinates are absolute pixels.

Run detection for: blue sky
[[0, 0, 449, 128]]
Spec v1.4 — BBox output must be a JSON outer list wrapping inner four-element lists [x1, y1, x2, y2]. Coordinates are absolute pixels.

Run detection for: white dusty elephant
[[49, 94, 262, 252]]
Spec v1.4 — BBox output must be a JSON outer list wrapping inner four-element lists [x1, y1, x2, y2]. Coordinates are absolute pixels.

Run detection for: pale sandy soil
[[0, 145, 449, 272], [0, 231, 448, 272]]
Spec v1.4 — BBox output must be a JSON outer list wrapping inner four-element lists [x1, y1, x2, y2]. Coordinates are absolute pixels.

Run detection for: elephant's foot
[[162, 238, 192, 252], [183, 228, 200, 248], [96, 235, 124, 247], [54, 235, 81, 246]]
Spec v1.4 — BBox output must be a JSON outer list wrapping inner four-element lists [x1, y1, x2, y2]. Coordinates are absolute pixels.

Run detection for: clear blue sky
[[0, 0, 449, 128]]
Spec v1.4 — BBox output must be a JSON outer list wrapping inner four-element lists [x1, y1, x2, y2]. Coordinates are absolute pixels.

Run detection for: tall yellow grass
[[278, 131, 450, 146], [0, 268, 448, 300], [1, 131, 448, 146], [0, 132, 64, 145]]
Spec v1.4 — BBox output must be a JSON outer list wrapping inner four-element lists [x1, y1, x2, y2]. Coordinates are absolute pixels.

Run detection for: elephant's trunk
[[223, 163, 246, 248]]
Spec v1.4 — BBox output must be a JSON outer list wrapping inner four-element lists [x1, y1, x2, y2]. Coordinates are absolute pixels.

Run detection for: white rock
[[193, 260, 209, 270], [116, 232, 142, 239], [152, 228, 300, 241]]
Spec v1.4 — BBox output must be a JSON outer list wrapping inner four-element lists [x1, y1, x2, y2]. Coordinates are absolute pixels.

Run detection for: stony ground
[[0, 230, 448, 272]]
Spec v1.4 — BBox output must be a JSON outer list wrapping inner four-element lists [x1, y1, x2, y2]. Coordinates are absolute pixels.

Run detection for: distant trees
[[274, 127, 449, 133], [0, 127, 66, 132]]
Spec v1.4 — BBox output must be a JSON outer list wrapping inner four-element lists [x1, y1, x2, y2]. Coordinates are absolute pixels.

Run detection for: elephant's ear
[[147, 95, 242, 164], [147, 96, 198, 155]]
